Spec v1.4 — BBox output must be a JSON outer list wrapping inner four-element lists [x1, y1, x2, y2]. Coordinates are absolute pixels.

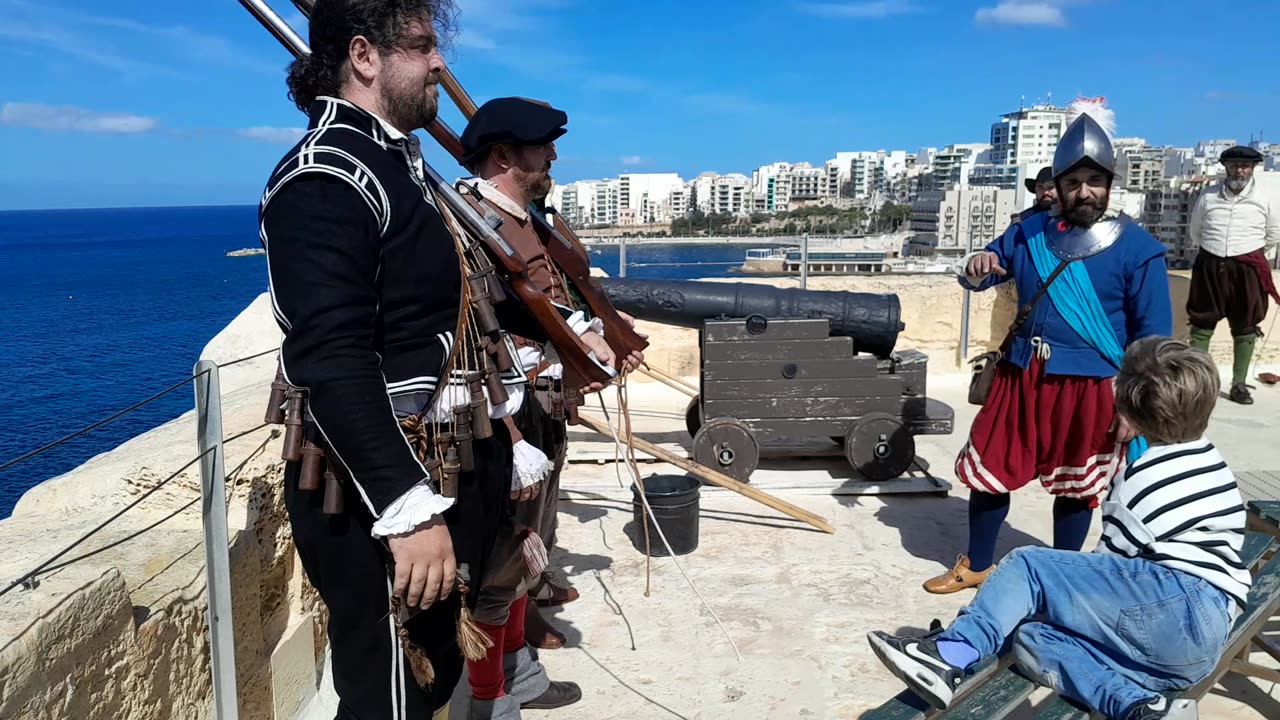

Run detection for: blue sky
[[0, 0, 1275, 210]]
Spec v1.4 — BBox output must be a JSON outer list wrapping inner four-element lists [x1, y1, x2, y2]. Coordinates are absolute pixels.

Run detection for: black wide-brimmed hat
[[460, 96, 568, 167], [1024, 166, 1053, 193], [1220, 145, 1264, 164]]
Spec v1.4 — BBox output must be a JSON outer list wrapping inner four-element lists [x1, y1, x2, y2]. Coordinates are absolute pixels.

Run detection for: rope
[[0, 372, 208, 473], [0, 422, 279, 597], [593, 379, 743, 661], [0, 347, 279, 472]]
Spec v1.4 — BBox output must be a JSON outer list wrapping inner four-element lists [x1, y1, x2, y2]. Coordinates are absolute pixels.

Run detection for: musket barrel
[[597, 277, 904, 358]]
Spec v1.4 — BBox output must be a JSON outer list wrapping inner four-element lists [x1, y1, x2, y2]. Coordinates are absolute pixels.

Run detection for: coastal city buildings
[[547, 98, 1273, 264]]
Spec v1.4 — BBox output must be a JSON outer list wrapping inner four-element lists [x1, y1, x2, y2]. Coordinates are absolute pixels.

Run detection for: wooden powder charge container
[[282, 392, 306, 462], [483, 359, 509, 407], [467, 372, 494, 440], [265, 365, 289, 424], [452, 405, 476, 473], [441, 446, 461, 499], [298, 425, 325, 492], [564, 386, 583, 425], [434, 431, 454, 496], [469, 273, 501, 336], [483, 335, 514, 373], [322, 467, 344, 514], [550, 392, 565, 421]]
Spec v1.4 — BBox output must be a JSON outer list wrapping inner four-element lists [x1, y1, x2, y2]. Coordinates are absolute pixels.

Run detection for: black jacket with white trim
[[260, 97, 543, 517]]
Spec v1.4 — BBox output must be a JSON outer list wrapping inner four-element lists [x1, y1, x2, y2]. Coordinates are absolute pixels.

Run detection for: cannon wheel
[[684, 394, 702, 439], [692, 417, 759, 483], [844, 412, 915, 482]]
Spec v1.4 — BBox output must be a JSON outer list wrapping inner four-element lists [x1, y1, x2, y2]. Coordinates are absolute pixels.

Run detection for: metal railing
[[0, 345, 281, 720]]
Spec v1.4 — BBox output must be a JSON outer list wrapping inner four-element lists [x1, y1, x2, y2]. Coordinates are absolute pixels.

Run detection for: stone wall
[[0, 295, 321, 720]]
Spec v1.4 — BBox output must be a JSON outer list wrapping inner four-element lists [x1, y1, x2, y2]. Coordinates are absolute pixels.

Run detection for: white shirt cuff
[[512, 439, 554, 491], [956, 250, 988, 288], [371, 480, 455, 537], [565, 310, 604, 337]]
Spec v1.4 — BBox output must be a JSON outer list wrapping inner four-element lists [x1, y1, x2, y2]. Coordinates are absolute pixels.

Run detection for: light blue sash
[[1022, 214, 1148, 461]]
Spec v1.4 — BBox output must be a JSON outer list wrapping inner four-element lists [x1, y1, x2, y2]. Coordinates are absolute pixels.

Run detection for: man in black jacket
[[259, 1, 543, 717]]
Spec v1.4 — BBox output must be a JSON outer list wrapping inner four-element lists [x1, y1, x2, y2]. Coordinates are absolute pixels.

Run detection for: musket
[[237, 0, 617, 390], [284, 0, 649, 371]]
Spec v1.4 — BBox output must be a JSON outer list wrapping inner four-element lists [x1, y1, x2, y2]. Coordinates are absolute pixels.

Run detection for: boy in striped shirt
[[867, 337, 1252, 720]]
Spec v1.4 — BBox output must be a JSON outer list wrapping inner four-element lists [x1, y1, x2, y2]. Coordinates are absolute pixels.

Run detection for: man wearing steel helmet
[[1186, 144, 1280, 404], [923, 97, 1173, 595]]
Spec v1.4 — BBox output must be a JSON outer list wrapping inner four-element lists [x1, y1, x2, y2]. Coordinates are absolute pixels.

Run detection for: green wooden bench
[[864, 529, 1280, 720]]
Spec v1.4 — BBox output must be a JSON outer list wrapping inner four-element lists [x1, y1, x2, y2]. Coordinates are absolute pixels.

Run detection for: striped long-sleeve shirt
[[1096, 438, 1252, 613]]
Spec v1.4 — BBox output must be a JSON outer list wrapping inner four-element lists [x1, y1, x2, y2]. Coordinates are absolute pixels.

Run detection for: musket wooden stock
[[435, 69, 649, 363]]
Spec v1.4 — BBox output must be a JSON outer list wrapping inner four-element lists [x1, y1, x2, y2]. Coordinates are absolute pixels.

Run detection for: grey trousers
[[472, 385, 568, 625]]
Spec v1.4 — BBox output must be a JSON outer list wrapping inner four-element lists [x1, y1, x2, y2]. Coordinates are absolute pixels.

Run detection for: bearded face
[[510, 143, 557, 201], [1225, 161, 1256, 194], [374, 18, 443, 132], [1056, 166, 1112, 228]]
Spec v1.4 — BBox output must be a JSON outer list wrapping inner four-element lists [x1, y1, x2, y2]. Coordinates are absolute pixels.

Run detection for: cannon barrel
[[597, 277, 904, 358]]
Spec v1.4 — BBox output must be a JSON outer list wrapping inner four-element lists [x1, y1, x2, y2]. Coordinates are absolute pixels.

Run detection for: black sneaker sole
[[867, 632, 955, 709]]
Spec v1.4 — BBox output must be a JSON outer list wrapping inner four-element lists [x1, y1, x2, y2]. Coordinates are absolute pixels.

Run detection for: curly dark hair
[[286, 0, 458, 113]]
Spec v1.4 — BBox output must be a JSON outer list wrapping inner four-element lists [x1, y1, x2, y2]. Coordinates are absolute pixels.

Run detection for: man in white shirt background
[[1186, 145, 1280, 404]]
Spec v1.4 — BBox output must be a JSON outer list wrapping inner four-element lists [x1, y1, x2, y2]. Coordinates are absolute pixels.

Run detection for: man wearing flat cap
[[1016, 166, 1057, 222], [1187, 144, 1280, 404], [448, 95, 632, 719]]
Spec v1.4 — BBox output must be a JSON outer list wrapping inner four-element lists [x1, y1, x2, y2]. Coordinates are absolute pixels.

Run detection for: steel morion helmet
[[1052, 96, 1117, 180]]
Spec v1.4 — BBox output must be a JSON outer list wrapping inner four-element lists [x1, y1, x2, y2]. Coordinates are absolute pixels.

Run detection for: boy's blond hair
[[1114, 336, 1220, 445]]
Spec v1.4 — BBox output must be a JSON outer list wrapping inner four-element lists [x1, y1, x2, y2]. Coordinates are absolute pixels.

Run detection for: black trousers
[[1187, 250, 1268, 336], [286, 424, 513, 720]]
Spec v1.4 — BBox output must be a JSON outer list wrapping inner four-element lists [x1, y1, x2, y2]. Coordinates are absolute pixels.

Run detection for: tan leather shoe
[[923, 554, 992, 594]]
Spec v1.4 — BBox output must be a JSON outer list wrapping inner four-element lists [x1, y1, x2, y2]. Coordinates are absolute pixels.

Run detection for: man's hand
[[581, 330, 615, 368], [512, 481, 543, 502], [965, 251, 1006, 279], [387, 517, 455, 609], [616, 311, 646, 373], [1111, 414, 1138, 444]]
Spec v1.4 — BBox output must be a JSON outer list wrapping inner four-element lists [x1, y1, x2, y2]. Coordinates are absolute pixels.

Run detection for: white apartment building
[[709, 174, 751, 215], [618, 173, 684, 225], [666, 185, 690, 219], [751, 162, 795, 212], [1115, 138, 1169, 191], [969, 104, 1066, 203], [690, 172, 750, 215], [929, 144, 992, 190], [908, 184, 1016, 256]]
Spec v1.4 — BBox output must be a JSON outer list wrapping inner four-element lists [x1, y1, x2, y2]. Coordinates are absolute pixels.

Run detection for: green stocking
[[1233, 334, 1257, 385], [1189, 326, 1213, 353]]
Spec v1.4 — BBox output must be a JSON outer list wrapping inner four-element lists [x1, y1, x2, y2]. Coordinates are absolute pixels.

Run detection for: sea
[[0, 205, 755, 518]]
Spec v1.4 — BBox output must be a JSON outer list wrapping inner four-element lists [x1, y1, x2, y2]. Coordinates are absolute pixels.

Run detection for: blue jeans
[[940, 547, 1233, 719]]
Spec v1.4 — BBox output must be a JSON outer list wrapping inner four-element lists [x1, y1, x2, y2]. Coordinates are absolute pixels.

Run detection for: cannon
[[598, 278, 954, 483], [597, 277, 903, 358]]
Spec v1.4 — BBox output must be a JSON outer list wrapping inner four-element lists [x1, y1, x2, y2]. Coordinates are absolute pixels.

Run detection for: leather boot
[[524, 601, 566, 649], [1229, 383, 1254, 405], [521, 681, 583, 710], [923, 554, 992, 594]]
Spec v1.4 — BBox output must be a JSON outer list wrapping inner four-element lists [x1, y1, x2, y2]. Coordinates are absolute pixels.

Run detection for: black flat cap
[[1024, 166, 1053, 193], [460, 96, 568, 167], [1220, 145, 1264, 163]]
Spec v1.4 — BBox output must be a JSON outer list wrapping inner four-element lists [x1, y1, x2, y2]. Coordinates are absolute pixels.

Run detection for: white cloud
[[974, 1, 1068, 27], [0, 0, 282, 76], [619, 155, 648, 165], [0, 102, 158, 133], [797, 1, 921, 18], [238, 127, 307, 144]]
